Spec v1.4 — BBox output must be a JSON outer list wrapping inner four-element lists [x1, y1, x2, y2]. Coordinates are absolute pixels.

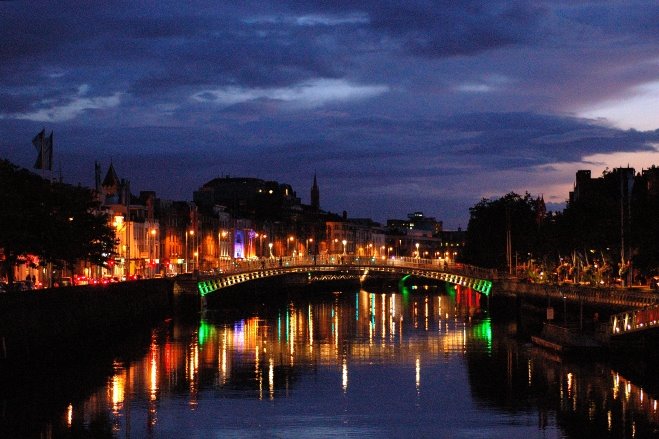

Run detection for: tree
[[462, 192, 542, 270], [0, 160, 116, 284]]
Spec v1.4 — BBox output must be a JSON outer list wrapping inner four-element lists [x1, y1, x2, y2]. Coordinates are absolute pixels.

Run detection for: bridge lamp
[[415, 243, 419, 258], [342, 239, 347, 255], [268, 242, 273, 258]]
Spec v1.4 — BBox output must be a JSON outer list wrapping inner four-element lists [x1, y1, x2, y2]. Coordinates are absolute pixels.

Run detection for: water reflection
[[11, 285, 658, 438]]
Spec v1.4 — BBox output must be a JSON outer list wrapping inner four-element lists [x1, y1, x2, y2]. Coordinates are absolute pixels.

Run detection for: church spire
[[311, 172, 320, 211]]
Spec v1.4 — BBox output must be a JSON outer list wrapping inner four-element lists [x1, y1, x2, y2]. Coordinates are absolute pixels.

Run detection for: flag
[[33, 130, 53, 171]]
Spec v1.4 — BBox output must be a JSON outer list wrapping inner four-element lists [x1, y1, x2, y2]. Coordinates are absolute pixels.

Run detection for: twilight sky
[[2, 1, 659, 228]]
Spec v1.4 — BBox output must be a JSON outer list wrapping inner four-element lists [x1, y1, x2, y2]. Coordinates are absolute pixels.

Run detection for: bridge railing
[[200, 255, 496, 280]]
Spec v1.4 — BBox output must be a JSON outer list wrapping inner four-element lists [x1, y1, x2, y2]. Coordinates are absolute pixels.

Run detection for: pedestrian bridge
[[196, 257, 495, 298]]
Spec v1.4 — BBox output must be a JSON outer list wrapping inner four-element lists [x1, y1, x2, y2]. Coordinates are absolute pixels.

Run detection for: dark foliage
[[0, 160, 116, 284]]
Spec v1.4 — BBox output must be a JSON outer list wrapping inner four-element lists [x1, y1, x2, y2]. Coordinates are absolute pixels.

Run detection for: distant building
[[193, 176, 301, 221]]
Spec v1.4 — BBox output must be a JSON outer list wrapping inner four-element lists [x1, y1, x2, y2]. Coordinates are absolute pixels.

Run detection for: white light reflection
[[110, 364, 125, 414], [308, 304, 314, 350], [342, 356, 348, 393], [269, 358, 275, 400], [256, 345, 262, 400], [415, 356, 421, 394], [150, 346, 158, 402], [220, 330, 228, 385], [613, 373, 620, 400], [66, 403, 73, 428], [381, 293, 386, 339], [187, 339, 199, 409]]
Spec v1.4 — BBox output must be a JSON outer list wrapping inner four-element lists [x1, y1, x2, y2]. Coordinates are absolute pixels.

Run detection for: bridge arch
[[197, 260, 494, 298]]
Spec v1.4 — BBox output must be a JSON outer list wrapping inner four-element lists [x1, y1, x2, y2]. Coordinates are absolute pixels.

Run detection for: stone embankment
[[0, 278, 176, 367]]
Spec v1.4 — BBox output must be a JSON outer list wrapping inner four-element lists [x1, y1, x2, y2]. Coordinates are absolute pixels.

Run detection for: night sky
[[2, 1, 659, 228]]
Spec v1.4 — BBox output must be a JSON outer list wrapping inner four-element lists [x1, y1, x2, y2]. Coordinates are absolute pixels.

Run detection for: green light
[[445, 283, 456, 298], [471, 318, 493, 353], [198, 320, 215, 346]]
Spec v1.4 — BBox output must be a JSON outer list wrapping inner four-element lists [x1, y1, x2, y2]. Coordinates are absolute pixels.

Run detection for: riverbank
[[0, 279, 175, 369]]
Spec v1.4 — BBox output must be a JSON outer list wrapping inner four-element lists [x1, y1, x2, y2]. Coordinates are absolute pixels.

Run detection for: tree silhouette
[[0, 160, 116, 285]]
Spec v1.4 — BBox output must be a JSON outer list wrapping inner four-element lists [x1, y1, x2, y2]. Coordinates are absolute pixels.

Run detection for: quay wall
[[0, 279, 175, 367]]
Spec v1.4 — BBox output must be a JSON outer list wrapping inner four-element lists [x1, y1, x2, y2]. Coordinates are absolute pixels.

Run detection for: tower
[[311, 173, 320, 211]]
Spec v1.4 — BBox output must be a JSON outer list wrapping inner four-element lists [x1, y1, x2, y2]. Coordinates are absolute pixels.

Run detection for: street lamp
[[150, 228, 156, 277], [288, 236, 295, 256], [415, 243, 420, 259], [342, 239, 347, 255], [268, 242, 273, 258]]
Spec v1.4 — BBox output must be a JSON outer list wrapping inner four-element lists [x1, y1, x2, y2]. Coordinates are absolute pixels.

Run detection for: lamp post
[[415, 243, 420, 259], [150, 228, 156, 277], [342, 239, 347, 256], [268, 242, 273, 258]]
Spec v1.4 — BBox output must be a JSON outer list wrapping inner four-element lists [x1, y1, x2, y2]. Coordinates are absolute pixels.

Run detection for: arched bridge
[[197, 257, 494, 298]]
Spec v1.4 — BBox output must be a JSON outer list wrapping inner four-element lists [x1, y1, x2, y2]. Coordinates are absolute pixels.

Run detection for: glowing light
[[66, 403, 73, 428], [342, 356, 348, 392], [269, 358, 275, 400], [415, 356, 421, 392]]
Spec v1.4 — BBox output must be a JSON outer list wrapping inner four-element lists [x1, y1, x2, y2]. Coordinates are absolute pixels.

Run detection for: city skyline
[[2, 1, 659, 228]]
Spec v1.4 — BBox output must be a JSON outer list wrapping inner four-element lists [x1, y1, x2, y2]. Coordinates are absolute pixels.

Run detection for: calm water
[[4, 285, 659, 438]]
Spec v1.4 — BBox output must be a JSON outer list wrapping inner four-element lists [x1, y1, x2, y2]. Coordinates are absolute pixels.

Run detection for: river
[[2, 283, 658, 438]]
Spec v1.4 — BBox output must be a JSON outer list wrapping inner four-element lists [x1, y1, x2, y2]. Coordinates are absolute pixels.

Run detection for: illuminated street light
[[268, 242, 273, 258], [150, 228, 157, 277], [415, 243, 420, 259], [342, 239, 347, 255]]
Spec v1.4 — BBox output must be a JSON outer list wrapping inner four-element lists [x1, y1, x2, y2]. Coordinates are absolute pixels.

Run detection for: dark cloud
[[2, 1, 659, 228]]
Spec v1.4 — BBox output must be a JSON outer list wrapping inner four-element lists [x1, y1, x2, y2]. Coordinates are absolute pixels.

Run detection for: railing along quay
[[496, 279, 659, 309], [610, 304, 659, 336]]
